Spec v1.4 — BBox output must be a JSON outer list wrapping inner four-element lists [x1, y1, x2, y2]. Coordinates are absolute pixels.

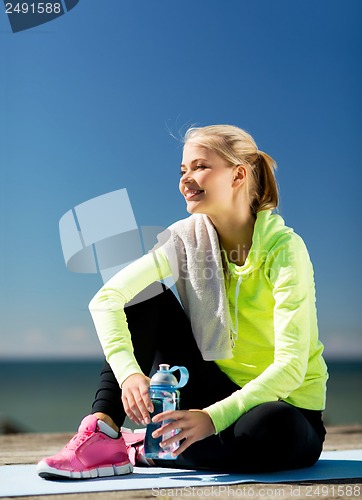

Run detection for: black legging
[[91, 285, 326, 473]]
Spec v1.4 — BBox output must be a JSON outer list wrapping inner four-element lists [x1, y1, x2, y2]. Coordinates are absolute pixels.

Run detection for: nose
[[180, 171, 193, 185]]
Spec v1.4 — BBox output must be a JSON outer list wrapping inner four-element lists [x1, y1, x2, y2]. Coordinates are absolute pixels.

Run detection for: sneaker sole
[[121, 426, 146, 446], [121, 426, 146, 434], [37, 460, 133, 480]]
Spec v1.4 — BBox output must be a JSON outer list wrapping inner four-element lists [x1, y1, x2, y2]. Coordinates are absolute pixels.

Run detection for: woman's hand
[[151, 409, 216, 457], [121, 373, 153, 425]]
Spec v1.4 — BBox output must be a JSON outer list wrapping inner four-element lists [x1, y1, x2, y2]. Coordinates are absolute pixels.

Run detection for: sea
[[0, 359, 361, 433]]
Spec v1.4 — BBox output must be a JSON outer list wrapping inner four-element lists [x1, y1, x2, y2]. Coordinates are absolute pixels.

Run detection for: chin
[[185, 202, 198, 214], [186, 203, 207, 216]]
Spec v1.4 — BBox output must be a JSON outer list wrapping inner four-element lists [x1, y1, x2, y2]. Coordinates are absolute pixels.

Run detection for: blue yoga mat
[[0, 450, 361, 497]]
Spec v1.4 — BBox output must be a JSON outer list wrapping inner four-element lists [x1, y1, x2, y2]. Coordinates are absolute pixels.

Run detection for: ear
[[232, 165, 247, 186]]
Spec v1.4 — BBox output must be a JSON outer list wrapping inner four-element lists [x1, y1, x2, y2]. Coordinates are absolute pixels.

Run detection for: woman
[[37, 125, 328, 479]]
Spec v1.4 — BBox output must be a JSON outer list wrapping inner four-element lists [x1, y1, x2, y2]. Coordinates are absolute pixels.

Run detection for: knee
[[232, 402, 307, 461], [234, 402, 299, 437], [231, 403, 314, 471]]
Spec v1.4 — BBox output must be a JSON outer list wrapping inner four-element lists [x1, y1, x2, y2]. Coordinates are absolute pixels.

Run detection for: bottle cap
[[150, 364, 189, 389]]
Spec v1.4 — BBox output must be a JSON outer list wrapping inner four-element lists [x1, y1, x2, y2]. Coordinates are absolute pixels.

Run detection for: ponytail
[[250, 150, 279, 214]]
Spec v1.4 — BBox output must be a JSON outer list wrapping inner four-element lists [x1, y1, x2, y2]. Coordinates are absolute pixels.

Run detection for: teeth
[[185, 190, 203, 199]]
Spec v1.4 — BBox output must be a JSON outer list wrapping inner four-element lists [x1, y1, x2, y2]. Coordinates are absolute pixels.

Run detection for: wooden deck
[[1, 426, 361, 500]]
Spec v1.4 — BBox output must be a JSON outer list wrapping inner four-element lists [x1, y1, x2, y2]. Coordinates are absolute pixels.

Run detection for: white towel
[[156, 214, 232, 361]]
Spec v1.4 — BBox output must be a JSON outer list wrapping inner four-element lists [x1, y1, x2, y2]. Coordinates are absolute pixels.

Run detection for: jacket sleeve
[[204, 234, 317, 433], [88, 247, 172, 387]]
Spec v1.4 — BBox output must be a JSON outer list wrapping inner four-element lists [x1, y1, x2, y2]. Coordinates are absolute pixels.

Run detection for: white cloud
[[0, 325, 361, 360], [0, 326, 102, 359], [321, 330, 362, 360]]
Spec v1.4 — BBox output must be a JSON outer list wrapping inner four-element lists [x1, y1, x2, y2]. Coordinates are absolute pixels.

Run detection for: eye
[[180, 170, 186, 177], [195, 165, 207, 170]]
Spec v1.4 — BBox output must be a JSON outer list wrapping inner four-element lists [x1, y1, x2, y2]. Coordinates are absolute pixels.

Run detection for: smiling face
[[179, 142, 240, 217]]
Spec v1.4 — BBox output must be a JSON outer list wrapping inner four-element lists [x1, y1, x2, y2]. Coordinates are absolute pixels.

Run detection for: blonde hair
[[184, 125, 279, 213]]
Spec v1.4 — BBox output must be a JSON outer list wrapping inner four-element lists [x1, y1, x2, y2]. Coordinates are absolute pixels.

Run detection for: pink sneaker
[[37, 415, 133, 479], [121, 427, 146, 466]]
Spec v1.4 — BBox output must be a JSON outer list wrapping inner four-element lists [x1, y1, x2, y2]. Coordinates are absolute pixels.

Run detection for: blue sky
[[0, 0, 361, 360]]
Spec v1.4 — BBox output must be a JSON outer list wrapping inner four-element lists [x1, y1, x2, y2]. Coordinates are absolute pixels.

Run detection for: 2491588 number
[[305, 485, 361, 497], [5, 3, 61, 14]]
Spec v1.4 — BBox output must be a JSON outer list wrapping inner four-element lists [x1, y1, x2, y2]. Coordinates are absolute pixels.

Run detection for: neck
[[208, 209, 256, 266]]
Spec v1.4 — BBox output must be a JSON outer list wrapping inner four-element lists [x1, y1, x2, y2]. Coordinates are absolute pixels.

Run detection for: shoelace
[[65, 430, 93, 450], [125, 439, 144, 466]]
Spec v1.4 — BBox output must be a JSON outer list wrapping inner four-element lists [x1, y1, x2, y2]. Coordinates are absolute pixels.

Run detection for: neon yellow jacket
[[89, 210, 328, 433]]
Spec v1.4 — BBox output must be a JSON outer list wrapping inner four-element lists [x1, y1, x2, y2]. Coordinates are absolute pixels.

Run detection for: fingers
[[123, 390, 149, 424], [159, 426, 190, 458], [121, 373, 153, 425], [152, 410, 186, 439], [151, 411, 188, 456], [151, 409, 215, 457], [168, 437, 189, 457], [152, 409, 180, 423], [152, 419, 181, 439]]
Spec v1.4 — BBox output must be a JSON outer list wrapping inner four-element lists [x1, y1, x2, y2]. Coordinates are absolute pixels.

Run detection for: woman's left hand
[[151, 409, 216, 457]]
